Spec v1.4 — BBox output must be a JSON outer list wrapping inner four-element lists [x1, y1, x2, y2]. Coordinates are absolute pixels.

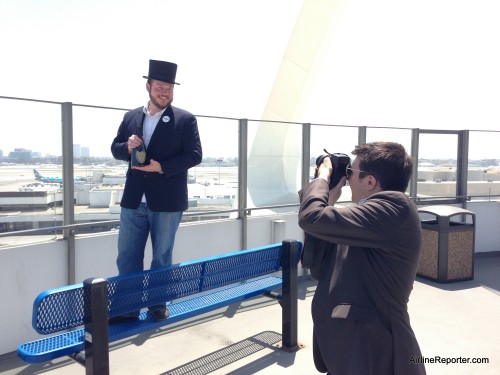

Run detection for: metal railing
[[1, 95, 500, 241]]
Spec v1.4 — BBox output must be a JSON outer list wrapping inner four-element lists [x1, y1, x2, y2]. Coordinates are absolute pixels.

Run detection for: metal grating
[[19, 276, 283, 363], [32, 244, 283, 335], [33, 285, 88, 334], [17, 329, 84, 363]]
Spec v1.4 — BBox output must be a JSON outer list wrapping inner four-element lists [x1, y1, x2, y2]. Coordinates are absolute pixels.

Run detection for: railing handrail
[[2, 192, 500, 239], [3, 95, 500, 133], [0, 203, 299, 238]]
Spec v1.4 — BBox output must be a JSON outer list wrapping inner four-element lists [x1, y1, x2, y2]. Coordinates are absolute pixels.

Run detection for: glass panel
[[310, 125, 358, 203], [468, 131, 500, 201], [365, 128, 412, 158], [416, 133, 458, 200], [366, 127, 413, 193], [185, 117, 239, 220], [0, 98, 63, 243], [247, 120, 302, 214], [73, 105, 129, 159], [71, 105, 129, 234]]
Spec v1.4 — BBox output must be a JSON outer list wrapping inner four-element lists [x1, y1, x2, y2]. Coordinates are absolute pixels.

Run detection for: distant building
[[73, 144, 81, 157], [8, 148, 32, 163], [73, 144, 90, 158]]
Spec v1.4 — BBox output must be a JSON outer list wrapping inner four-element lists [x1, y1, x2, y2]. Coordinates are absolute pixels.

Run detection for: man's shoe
[[150, 308, 170, 322]]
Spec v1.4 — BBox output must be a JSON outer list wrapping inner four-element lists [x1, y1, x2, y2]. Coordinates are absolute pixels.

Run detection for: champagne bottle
[[131, 123, 147, 167], [132, 141, 146, 167]]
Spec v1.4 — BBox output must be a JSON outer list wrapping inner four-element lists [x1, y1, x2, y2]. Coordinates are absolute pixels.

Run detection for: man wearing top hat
[[111, 59, 202, 321]]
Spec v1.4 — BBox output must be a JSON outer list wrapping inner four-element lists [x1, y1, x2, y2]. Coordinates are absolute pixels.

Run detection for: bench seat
[[17, 240, 301, 373], [18, 276, 283, 363]]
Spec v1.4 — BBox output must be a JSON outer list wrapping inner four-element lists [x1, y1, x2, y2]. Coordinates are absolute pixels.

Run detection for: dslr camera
[[314, 149, 351, 189]]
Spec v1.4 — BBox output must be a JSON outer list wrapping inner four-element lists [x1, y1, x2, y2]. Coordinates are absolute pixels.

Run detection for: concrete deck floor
[[1, 253, 499, 375]]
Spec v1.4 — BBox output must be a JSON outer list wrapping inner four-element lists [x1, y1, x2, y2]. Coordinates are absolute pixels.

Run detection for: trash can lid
[[418, 205, 474, 218]]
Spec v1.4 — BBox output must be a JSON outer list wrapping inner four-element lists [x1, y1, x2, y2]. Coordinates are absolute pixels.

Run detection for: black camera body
[[315, 150, 351, 189]]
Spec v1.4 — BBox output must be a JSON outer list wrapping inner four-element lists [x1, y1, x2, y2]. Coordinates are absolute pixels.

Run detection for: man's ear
[[366, 175, 380, 192]]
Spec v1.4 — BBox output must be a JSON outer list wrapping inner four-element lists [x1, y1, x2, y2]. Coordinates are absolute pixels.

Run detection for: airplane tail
[[33, 169, 42, 180]]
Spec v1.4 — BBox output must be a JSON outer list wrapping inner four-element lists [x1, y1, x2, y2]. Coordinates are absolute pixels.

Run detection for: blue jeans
[[117, 203, 182, 313]]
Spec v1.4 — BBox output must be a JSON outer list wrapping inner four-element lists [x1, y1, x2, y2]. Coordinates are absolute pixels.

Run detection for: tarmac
[[1, 253, 499, 375]]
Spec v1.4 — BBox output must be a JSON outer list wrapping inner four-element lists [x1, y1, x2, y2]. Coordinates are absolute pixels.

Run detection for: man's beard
[[149, 92, 172, 111]]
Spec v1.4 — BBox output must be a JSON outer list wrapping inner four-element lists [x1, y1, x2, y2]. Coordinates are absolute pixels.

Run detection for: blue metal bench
[[18, 239, 302, 374]]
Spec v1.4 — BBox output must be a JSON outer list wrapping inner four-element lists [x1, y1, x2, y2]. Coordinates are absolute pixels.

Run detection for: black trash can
[[417, 205, 475, 283]]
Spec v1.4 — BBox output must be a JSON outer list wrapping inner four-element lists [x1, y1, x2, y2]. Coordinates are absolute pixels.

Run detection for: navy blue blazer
[[111, 105, 202, 212]]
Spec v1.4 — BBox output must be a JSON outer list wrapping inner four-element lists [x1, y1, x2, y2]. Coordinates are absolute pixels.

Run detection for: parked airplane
[[33, 169, 85, 183]]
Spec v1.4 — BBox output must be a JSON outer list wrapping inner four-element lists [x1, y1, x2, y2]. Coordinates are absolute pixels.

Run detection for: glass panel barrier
[[365, 127, 412, 157], [3, 97, 498, 246], [185, 116, 239, 221], [310, 124, 358, 203], [247, 120, 302, 214], [71, 105, 129, 233], [468, 130, 500, 201], [416, 132, 458, 200], [366, 127, 413, 194], [0, 98, 64, 240]]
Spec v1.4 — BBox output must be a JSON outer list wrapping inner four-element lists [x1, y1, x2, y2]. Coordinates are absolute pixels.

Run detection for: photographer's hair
[[352, 142, 413, 192]]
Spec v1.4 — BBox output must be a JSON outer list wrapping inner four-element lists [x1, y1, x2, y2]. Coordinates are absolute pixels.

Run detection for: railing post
[[458, 130, 469, 208], [410, 128, 419, 200], [238, 118, 248, 249], [83, 278, 109, 375], [358, 126, 367, 145], [62, 102, 76, 284], [280, 239, 300, 351], [302, 123, 311, 189]]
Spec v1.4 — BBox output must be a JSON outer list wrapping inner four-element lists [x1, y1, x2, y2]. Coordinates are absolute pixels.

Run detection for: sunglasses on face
[[346, 164, 369, 177]]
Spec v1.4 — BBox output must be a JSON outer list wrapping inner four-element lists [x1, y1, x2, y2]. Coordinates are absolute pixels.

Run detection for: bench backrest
[[33, 243, 288, 335]]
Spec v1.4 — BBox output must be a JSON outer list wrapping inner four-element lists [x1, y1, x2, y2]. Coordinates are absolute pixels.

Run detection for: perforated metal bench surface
[[18, 243, 288, 364]]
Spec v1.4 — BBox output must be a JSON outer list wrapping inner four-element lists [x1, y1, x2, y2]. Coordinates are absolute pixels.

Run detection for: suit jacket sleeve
[[298, 179, 421, 260]]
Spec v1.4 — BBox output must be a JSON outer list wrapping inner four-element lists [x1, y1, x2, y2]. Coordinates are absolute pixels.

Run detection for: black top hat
[[143, 60, 180, 85]]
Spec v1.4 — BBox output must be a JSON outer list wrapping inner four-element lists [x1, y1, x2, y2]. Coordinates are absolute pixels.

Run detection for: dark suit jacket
[[299, 179, 426, 375], [111, 105, 202, 212]]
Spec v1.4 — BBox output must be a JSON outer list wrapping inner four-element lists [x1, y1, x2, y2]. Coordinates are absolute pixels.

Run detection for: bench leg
[[83, 278, 110, 375], [280, 240, 302, 352]]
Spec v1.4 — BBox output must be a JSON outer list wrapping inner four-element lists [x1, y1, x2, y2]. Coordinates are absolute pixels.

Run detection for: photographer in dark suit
[[299, 142, 425, 374], [111, 59, 202, 321]]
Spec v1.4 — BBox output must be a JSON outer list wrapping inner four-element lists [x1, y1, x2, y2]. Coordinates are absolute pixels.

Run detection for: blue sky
[[1, 0, 499, 158]]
